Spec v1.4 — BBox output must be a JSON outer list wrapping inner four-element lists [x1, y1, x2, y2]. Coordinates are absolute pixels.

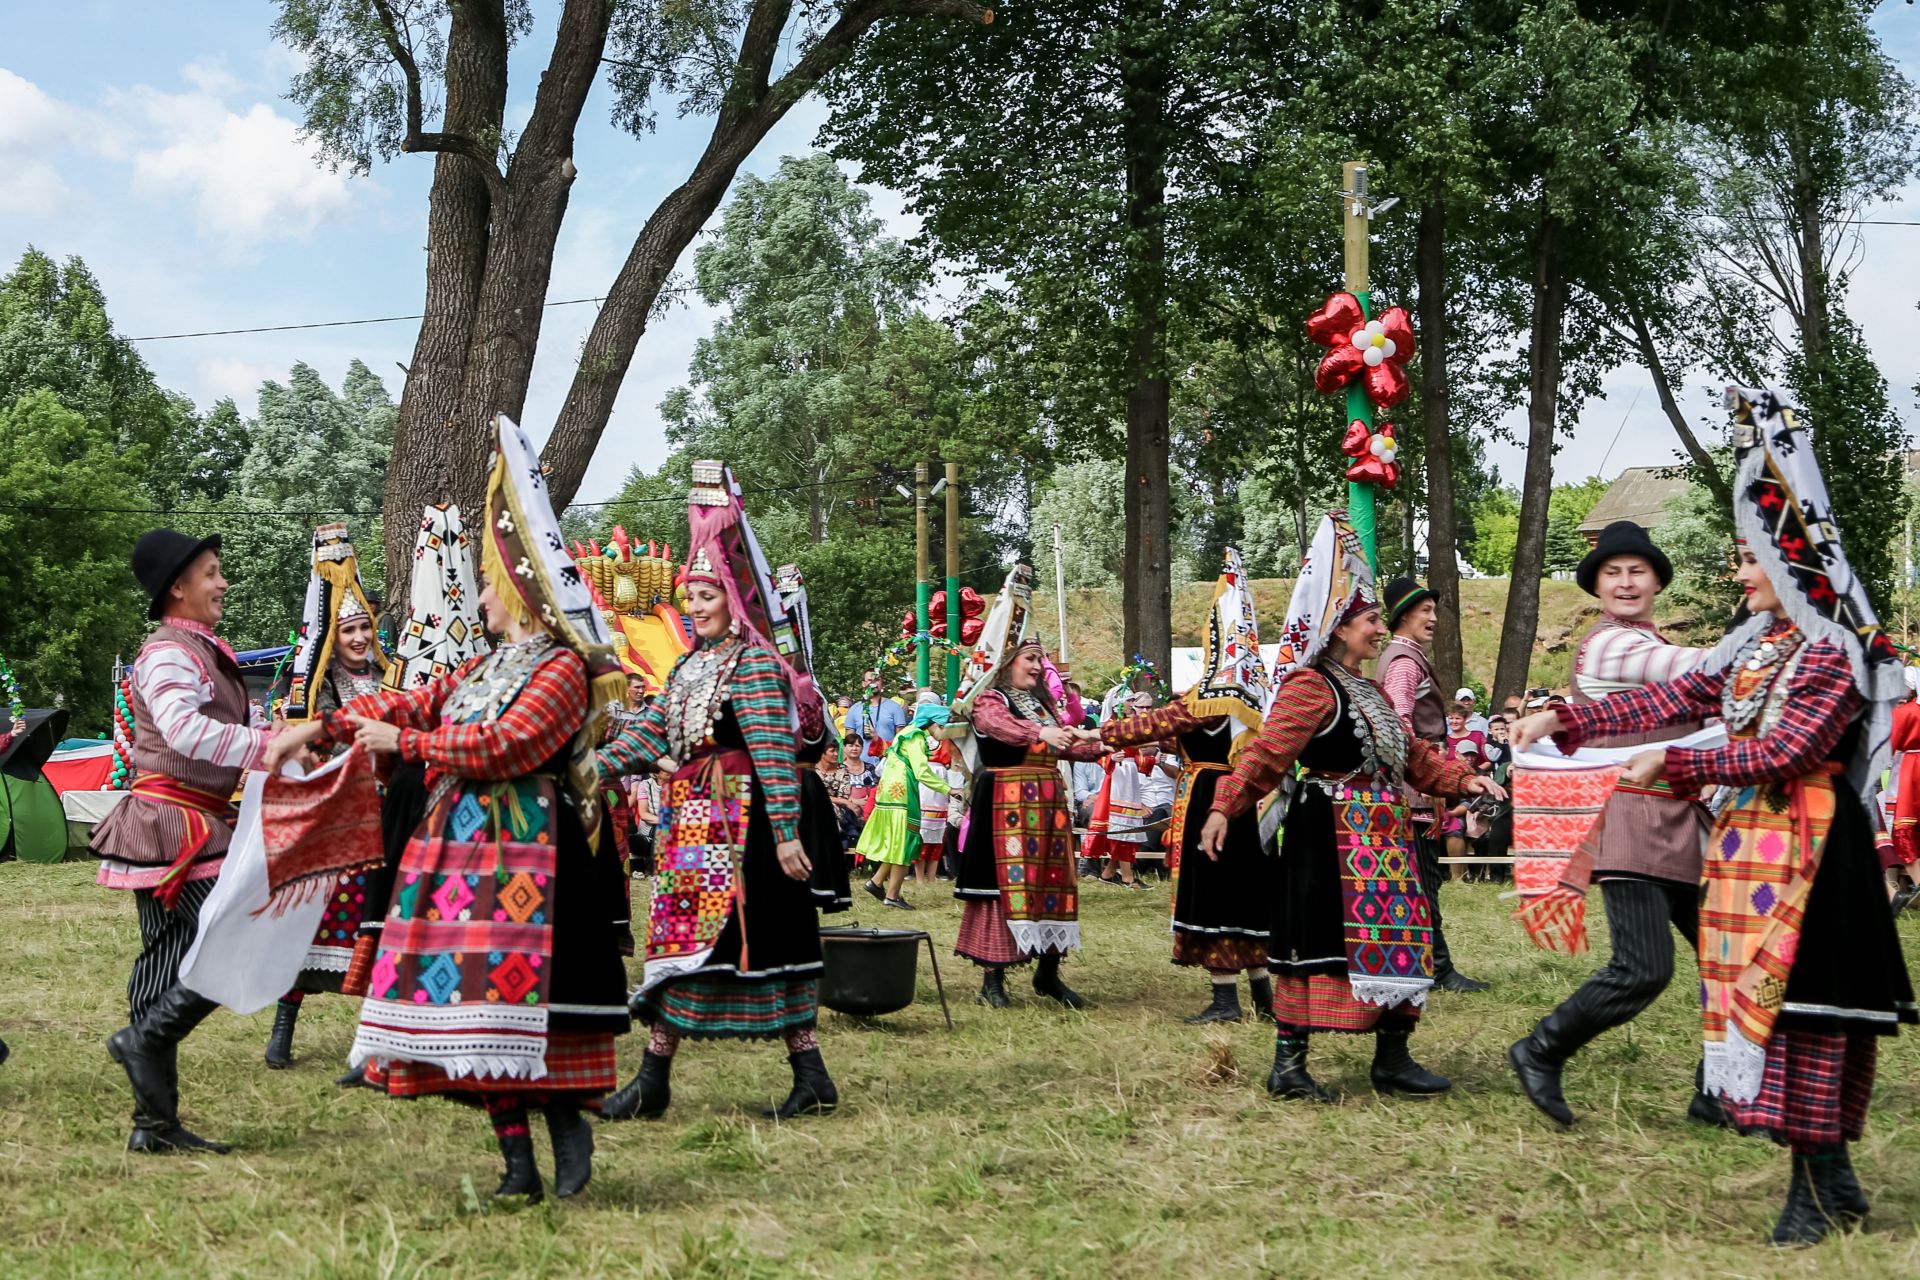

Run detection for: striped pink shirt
[[132, 619, 270, 772]]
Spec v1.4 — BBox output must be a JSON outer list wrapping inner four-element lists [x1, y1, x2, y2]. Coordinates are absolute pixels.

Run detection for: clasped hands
[[261, 714, 404, 775]]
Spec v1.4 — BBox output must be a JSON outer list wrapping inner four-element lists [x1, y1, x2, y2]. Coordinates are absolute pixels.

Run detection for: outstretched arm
[[1210, 671, 1333, 820]]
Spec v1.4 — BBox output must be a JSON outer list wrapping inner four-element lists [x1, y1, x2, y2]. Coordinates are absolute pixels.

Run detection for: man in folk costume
[[263, 523, 391, 1072], [1376, 577, 1488, 993], [1514, 388, 1916, 1246], [1507, 520, 1730, 1129], [92, 530, 281, 1153]]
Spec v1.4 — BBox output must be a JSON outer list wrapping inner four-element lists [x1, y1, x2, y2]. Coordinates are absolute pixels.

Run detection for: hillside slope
[[1027, 578, 1728, 695]]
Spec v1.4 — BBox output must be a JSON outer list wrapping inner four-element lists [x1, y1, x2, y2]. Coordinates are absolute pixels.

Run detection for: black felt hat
[[1575, 521, 1672, 596], [132, 529, 222, 621], [1383, 576, 1435, 630]]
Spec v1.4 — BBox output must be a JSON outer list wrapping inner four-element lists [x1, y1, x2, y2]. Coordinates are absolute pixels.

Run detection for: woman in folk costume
[[951, 563, 1107, 1009], [1081, 696, 1159, 890], [1513, 388, 1917, 1247], [268, 418, 631, 1203], [856, 694, 953, 908], [1101, 549, 1282, 1024], [596, 463, 842, 1124], [1197, 514, 1502, 1100], [263, 523, 391, 1072]]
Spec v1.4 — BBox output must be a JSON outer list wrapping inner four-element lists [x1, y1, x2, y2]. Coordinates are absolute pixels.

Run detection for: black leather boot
[[264, 999, 299, 1069], [1032, 954, 1087, 1010], [765, 1047, 839, 1119], [1266, 1030, 1332, 1102], [0, 1035, 9, 1066], [1370, 1029, 1450, 1096], [1507, 1003, 1594, 1127], [336, 1063, 369, 1089], [1770, 1152, 1829, 1247], [978, 966, 1011, 1008], [600, 1050, 672, 1121], [1686, 1061, 1734, 1129], [494, 1132, 544, 1202], [1811, 1143, 1868, 1226], [1247, 974, 1274, 1025], [544, 1102, 595, 1198], [109, 985, 229, 1154], [1185, 982, 1242, 1024]]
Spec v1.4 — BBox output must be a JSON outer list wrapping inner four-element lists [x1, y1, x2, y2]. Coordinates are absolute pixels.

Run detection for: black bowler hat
[[1575, 521, 1672, 596], [132, 529, 222, 621], [1383, 576, 1435, 630]]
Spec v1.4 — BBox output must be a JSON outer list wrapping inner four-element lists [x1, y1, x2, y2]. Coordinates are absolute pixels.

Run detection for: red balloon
[[1314, 345, 1367, 394], [1345, 456, 1400, 488], [1377, 306, 1416, 361], [1364, 362, 1411, 408], [1306, 292, 1366, 347], [1340, 418, 1371, 456], [960, 617, 984, 645], [959, 586, 984, 618]]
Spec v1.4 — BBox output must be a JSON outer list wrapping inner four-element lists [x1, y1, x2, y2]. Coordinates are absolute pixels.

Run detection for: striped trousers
[[1553, 876, 1698, 1041], [127, 879, 215, 1023]]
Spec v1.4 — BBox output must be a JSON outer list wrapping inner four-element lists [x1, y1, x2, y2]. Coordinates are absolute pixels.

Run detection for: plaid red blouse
[[321, 648, 587, 780], [595, 643, 802, 844], [1211, 667, 1477, 818], [1554, 626, 1861, 799]]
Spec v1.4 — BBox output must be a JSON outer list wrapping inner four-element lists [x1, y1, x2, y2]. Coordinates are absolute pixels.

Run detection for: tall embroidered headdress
[[287, 523, 388, 719], [1184, 546, 1272, 759], [385, 504, 488, 690]]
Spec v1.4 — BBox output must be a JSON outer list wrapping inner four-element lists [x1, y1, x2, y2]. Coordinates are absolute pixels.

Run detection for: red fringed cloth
[[259, 748, 385, 914], [1891, 703, 1920, 867], [1507, 760, 1622, 956]]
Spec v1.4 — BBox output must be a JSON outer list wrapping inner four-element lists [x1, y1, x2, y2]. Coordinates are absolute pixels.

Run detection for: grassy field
[[3, 860, 1919, 1279]]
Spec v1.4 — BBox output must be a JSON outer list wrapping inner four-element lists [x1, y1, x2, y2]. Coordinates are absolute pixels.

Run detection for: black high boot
[[335, 1063, 369, 1089], [1770, 1152, 1829, 1247], [1184, 982, 1242, 1024], [1370, 1029, 1451, 1096], [765, 1048, 839, 1119], [600, 1051, 673, 1121], [1247, 974, 1274, 1025], [978, 966, 1011, 1008], [264, 999, 299, 1069], [1686, 1061, 1734, 1129], [1811, 1143, 1868, 1226], [108, 985, 229, 1154], [0, 1036, 9, 1066], [1032, 954, 1087, 1010], [544, 1102, 595, 1198], [1507, 1003, 1595, 1127], [494, 1131, 544, 1203], [1266, 1030, 1332, 1102]]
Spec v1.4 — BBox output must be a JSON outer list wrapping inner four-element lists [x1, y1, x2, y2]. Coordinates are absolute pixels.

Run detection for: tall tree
[[274, 0, 992, 609]]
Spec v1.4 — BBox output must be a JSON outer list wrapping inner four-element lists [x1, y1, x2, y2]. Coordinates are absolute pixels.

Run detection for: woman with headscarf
[[951, 563, 1107, 1009], [1100, 549, 1282, 1024], [596, 462, 840, 1125], [1512, 388, 1916, 1247], [855, 695, 953, 908], [267, 418, 631, 1203], [1197, 514, 1503, 1100]]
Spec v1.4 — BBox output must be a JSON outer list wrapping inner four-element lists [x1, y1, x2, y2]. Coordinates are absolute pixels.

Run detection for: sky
[[3, 4, 1919, 507]]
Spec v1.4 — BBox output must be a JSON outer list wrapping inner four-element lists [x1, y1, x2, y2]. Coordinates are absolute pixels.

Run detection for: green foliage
[[790, 530, 918, 695], [1465, 489, 1520, 578], [0, 391, 150, 730], [1032, 457, 1200, 589], [1659, 476, 1741, 624], [1790, 316, 1905, 610]]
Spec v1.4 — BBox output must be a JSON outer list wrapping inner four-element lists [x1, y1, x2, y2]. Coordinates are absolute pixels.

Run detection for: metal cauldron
[[817, 926, 953, 1027]]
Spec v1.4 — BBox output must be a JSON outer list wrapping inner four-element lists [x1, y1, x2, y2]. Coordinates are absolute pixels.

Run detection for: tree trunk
[[1416, 195, 1463, 695], [380, 1, 509, 613], [1493, 210, 1565, 704], [1624, 297, 1731, 506], [1118, 7, 1172, 678]]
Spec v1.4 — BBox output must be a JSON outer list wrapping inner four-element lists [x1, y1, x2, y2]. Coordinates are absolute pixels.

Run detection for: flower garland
[[1117, 654, 1170, 703], [865, 635, 971, 689], [0, 654, 21, 726]]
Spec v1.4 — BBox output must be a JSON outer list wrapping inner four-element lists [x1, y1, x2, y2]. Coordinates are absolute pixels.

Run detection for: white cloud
[[0, 68, 93, 213], [0, 160, 69, 217], [194, 356, 285, 415], [128, 92, 354, 243]]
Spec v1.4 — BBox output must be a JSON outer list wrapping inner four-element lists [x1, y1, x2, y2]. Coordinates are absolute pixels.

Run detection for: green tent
[[2, 710, 70, 864]]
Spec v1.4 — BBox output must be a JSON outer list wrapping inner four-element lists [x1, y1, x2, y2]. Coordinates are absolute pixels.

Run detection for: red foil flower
[[1340, 418, 1400, 489], [1306, 291, 1417, 408]]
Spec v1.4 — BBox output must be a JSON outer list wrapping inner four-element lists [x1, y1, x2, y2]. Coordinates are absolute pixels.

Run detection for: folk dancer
[[1513, 388, 1917, 1246], [1199, 515, 1504, 1100]]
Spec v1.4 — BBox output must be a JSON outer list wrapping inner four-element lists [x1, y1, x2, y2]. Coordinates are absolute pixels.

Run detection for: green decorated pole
[[915, 462, 931, 689], [1343, 160, 1379, 571], [944, 461, 962, 694]]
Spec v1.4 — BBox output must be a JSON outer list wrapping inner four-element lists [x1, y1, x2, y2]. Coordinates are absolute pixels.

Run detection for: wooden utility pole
[[1052, 524, 1071, 672], [944, 461, 962, 693], [1343, 160, 1379, 570], [915, 462, 931, 689]]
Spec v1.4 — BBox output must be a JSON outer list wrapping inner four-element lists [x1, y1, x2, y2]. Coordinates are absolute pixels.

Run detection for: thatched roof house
[[1577, 467, 1691, 545]]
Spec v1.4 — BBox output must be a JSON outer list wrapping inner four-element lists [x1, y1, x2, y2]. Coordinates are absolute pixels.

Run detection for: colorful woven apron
[[1701, 767, 1837, 1103], [1326, 781, 1433, 1009], [987, 750, 1079, 954], [641, 748, 753, 994]]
